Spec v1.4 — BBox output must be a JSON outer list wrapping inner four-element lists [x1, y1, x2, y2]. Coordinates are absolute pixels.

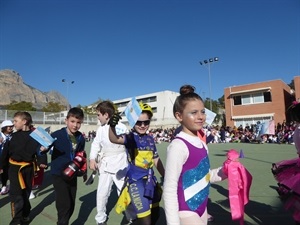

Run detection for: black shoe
[[21, 216, 31, 223]]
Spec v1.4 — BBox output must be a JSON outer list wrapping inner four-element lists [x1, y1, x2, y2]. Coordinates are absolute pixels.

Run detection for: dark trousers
[[52, 175, 77, 225], [1, 165, 9, 186], [9, 165, 33, 225]]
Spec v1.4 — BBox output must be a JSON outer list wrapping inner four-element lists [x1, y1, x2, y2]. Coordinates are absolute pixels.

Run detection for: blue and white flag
[[205, 108, 216, 125], [124, 97, 142, 128], [30, 126, 57, 147], [259, 120, 275, 136]]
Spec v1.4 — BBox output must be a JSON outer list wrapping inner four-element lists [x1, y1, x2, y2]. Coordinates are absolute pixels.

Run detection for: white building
[[113, 90, 180, 129]]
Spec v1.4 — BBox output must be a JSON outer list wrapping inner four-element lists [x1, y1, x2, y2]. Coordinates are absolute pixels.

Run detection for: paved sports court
[[0, 142, 296, 225]]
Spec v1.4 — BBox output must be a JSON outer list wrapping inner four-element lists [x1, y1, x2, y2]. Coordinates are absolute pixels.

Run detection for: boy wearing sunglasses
[[109, 102, 165, 225]]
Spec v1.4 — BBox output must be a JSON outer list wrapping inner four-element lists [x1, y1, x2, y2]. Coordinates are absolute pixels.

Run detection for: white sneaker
[[29, 191, 35, 199], [0, 186, 9, 195], [208, 213, 214, 222]]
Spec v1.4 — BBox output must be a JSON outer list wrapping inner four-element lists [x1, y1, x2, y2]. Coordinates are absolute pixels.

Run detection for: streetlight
[[62, 79, 75, 110], [199, 57, 219, 111]]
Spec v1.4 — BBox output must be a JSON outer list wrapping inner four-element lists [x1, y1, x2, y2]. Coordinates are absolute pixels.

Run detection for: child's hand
[[108, 112, 122, 127], [89, 159, 98, 171], [39, 164, 48, 169], [0, 169, 3, 174], [40, 146, 48, 152]]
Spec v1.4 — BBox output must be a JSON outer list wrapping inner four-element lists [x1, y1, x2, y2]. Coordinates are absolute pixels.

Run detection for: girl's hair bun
[[180, 84, 195, 95]]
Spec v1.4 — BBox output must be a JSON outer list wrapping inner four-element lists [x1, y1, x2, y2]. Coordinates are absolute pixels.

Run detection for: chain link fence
[[0, 110, 180, 130], [0, 110, 98, 125]]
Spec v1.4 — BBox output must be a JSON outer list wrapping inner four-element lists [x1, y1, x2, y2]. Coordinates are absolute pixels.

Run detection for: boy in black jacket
[[50, 107, 87, 225], [0, 111, 48, 225]]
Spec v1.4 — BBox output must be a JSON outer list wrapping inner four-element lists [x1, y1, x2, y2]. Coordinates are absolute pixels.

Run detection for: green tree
[[82, 105, 95, 115], [41, 102, 65, 112], [218, 95, 225, 108], [203, 98, 210, 110], [6, 101, 36, 111], [288, 80, 294, 89]]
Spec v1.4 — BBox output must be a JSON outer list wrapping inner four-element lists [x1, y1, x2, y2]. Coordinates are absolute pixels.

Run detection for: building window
[[263, 91, 272, 102], [253, 93, 264, 103], [233, 91, 272, 106], [137, 96, 157, 103], [233, 96, 242, 105], [242, 95, 251, 105]]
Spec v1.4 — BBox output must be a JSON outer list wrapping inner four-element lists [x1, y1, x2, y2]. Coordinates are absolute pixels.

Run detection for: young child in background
[[163, 84, 227, 225], [0, 112, 47, 225], [50, 107, 87, 225], [89, 101, 129, 225], [29, 160, 47, 200], [109, 102, 165, 225], [0, 120, 14, 195]]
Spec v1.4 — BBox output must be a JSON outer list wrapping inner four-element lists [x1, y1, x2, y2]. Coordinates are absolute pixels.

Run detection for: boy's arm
[[108, 111, 125, 145], [89, 127, 101, 171], [154, 157, 165, 177], [36, 147, 48, 169], [0, 141, 10, 171]]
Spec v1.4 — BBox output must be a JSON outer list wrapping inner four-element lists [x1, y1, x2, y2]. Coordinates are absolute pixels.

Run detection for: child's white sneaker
[[0, 186, 9, 195], [29, 191, 35, 199]]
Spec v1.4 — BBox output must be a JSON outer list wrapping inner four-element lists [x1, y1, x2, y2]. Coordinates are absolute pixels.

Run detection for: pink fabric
[[285, 194, 300, 222], [272, 158, 300, 183], [281, 172, 300, 196], [274, 158, 300, 222], [223, 149, 252, 225]]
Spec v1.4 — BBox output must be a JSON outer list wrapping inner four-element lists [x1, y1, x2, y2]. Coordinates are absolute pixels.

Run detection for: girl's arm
[[109, 126, 125, 145], [210, 167, 227, 183], [163, 140, 188, 225]]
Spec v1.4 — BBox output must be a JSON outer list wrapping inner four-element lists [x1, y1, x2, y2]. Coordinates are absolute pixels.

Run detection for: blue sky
[[0, 0, 299, 107]]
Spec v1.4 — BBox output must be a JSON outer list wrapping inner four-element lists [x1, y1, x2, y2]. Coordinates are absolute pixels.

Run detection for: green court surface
[[0, 142, 297, 225]]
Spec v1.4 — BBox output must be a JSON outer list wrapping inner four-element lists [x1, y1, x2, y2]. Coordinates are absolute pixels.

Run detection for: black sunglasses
[[135, 120, 150, 126]]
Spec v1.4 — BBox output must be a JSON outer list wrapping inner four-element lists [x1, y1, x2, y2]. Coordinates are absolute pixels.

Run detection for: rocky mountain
[[0, 69, 68, 109]]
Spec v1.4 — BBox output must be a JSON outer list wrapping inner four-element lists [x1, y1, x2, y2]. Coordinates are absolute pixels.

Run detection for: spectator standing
[[0, 120, 14, 195]]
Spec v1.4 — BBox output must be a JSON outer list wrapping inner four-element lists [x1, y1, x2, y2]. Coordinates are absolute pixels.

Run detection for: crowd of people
[[142, 120, 295, 146], [202, 121, 295, 145], [0, 84, 299, 225]]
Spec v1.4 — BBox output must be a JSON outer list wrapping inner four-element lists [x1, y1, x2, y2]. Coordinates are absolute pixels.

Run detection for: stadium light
[[199, 57, 219, 111], [62, 79, 75, 110]]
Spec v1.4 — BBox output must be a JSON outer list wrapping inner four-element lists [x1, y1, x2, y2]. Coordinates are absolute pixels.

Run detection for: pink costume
[[272, 125, 300, 222], [222, 149, 252, 225]]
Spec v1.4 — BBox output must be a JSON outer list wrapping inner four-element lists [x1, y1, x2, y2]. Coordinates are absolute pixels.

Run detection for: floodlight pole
[[199, 57, 219, 111], [62, 79, 75, 110]]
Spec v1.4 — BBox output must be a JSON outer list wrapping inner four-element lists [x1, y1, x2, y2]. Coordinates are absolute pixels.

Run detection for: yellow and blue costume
[[116, 132, 162, 219]]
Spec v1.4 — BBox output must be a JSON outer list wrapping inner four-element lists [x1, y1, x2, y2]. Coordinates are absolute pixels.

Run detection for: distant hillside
[[0, 69, 68, 109]]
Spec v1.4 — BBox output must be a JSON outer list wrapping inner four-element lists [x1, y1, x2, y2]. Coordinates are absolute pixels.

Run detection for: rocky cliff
[[0, 69, 68, 109]]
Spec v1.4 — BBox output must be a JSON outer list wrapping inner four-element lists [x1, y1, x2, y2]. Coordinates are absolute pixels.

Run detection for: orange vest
[[197, 129, 206, 143]]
